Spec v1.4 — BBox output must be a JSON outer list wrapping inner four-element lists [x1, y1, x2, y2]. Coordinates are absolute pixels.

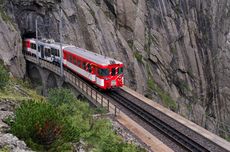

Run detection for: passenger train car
[[23, 38, 124, 89]]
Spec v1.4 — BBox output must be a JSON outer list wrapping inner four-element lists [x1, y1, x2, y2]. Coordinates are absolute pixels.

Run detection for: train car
[[23, 38, 124, 89]]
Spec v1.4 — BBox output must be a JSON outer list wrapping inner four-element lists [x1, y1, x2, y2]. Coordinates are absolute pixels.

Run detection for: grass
[[0, 0, 11, 24], [0, 146, 10, 152], [0, 9, 11, 23], [134, 51, 143, 63], [147, 78, 177, 111], [225, 136, 230, 142], [0, 77, 44, 102]]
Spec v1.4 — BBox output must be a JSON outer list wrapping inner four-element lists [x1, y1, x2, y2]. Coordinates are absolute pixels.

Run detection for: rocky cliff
[[0, 0, 230, 137]]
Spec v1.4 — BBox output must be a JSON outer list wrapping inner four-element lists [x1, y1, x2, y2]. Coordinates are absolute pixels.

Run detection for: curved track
[[107, 90, 209, 152]]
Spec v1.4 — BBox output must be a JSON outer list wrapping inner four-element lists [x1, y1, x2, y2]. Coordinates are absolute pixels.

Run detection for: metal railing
[[25, 54, 119, 116]]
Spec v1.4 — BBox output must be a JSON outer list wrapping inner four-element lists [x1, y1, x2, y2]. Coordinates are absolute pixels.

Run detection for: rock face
[[0, 5, 25, 78], [0, 100, 32, 151], [0, 0, 230, 136]]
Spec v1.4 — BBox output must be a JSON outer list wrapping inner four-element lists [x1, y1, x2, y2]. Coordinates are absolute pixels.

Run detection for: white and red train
[[23, 38, 124, 90]]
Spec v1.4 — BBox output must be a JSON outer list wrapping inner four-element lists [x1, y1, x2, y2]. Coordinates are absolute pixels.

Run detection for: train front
[[98, 62, 124, 90], [106, 63, 124, 89]]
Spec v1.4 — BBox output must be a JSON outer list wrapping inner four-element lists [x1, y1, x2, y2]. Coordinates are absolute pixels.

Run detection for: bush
[[47, 88, 76, 106], [0, 64, 9, 89], [47, 88, 92, 141], [8, 100, 73, 151], [86, 119, 145, 152]]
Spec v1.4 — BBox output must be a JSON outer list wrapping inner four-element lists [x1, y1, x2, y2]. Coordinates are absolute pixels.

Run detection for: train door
[[40, 45, 44, 59], [44, 46, 52, 62]]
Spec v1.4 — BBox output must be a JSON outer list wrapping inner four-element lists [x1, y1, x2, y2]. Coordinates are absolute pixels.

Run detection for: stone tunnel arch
[[28, 67, 42, 87], [46, 73, 58, 91]]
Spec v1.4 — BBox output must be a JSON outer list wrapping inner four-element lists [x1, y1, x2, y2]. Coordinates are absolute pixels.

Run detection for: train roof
[[65, 46, 122, 66], [27, 38, 74, 49], [26, 38, 122, 66]]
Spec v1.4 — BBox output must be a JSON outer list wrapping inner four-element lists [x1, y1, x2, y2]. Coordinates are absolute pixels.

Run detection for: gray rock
[[0, 133, 33, 152], [0, 100, 32, 152]]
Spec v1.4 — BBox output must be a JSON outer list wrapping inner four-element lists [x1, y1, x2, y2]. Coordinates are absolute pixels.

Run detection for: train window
[[38, 45, 41, 52], [67, 54, 70, 61], [45, 48, 51, 57], [31, 43, 37, 50], [77, 60, 81, 67], [98, 68, 109, 76], [88, 64, 92, 73], [73, 58, 77, 65], [83, 62, 86, 70], [118, 67, 123, 74], [69, 55, 73, 62], [111, 68, 116, 76], [57, 49, 60, 56], [51, 48, 56, 56]]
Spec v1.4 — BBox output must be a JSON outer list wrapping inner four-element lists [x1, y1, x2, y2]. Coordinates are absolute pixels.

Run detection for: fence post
[[115, 106, 117, 116], [91, 89, 92, 97]]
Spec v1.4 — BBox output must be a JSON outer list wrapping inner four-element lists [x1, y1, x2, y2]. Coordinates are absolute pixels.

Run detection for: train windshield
[[98, 68, 109, 76], [111, 68, 116, 76], [118, 67, 123, 74]]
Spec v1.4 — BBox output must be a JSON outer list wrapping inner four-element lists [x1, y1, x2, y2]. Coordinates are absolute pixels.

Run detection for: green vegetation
[[7, 88, 145, 151], [0, 8, 11, 23], [147, 78, 177, 111], [225, 136, 230, 142], [0, 0, 11, 23], [134, 51, 143, 63], [0, 77, 44, 101], [7, 101, 69, 151], [0, 64, 9, 90], [0, 146, 10, 152], [171, 46, 177, 54]]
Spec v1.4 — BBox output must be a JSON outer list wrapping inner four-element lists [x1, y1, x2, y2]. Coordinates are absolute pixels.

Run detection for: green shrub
[[8, 100, 73, 151], [86, 119, 145, 152], [47, 88, 76, 106], [47, 88, 92, 140], [0, 64, 9, 90]]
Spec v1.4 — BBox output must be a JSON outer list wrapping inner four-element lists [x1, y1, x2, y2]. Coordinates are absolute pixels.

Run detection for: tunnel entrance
[[22, 31, 36, 39]]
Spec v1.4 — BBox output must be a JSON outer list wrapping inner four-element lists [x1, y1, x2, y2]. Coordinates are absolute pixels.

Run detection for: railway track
[[107, 90, 209, 152]]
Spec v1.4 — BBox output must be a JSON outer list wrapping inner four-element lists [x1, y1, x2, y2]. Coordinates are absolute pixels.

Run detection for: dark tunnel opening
[[22, 31, 36, 39]]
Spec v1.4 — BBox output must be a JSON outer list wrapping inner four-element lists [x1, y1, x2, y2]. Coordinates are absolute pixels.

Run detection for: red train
[[23, 38, 124, 89]]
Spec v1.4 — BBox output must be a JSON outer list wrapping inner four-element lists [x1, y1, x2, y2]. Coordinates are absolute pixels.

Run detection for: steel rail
[[108, 91, 209, 152]]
